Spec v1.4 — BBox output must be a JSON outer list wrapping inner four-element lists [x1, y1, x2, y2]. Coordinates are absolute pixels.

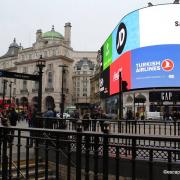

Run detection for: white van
[[146, 112, 162, 120]]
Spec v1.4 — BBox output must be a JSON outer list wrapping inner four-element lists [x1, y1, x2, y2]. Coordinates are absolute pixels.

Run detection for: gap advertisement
[[100, 44, 180, 97]]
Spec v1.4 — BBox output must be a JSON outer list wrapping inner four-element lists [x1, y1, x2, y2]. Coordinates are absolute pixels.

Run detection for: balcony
[[45, 87, 54, 92], [32, 88, 38, 93], [20, 89, 29, 94]]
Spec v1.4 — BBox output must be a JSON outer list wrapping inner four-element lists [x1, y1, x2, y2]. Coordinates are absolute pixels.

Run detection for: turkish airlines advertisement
[[131, 44, 180, 89], [102, 4, 180, 70]]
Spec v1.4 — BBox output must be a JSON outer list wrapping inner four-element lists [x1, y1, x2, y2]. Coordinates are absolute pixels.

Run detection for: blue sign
[[131, 44, 180, 89], [112, 10, 140, 62]]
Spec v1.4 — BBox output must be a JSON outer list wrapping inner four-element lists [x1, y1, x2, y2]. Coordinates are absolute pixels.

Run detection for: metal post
[[2, 79, 8, 109], [61, 67, 64, 118], [133, 93, 136, 119], [119, 72, 122, 120], [59, 65, 68, 118], [9, 81, 12, 100], [37, 70, 42, 113], [36, 55, 45, 113]]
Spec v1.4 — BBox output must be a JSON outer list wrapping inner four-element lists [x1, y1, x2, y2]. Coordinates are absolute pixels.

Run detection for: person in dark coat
[[8, 107, 18, 143], [9, 107, 18, 126]]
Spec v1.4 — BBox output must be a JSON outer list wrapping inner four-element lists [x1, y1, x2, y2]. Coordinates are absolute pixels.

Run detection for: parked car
[[56, 112, 70, 118]]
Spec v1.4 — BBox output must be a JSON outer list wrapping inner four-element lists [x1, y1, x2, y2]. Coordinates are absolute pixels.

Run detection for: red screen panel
[[110, 51, 131, 95]]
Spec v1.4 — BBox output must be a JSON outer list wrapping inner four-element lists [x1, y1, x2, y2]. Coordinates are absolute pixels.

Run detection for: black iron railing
[[0, 124, 180, 180], [36, 117, 180, 136]]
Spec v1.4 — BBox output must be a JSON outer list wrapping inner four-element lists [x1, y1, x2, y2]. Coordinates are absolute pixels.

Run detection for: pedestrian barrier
[[0, 121, 180, 180]]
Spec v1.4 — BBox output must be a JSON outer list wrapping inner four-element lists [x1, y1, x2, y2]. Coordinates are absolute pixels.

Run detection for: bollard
[[103, 121, 110, 134], [76, 120, 82, 132]]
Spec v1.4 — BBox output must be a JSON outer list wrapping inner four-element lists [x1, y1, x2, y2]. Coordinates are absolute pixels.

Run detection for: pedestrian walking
[[8, 107, 18, 144]]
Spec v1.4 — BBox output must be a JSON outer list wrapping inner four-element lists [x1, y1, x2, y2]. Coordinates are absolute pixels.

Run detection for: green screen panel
[[103, 35, 112, 70]]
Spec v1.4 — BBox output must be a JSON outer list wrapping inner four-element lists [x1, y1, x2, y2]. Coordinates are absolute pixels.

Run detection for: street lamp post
[[119, 71, 122, 120], [9, 81, 14, 100], [59, 65, 68, 118], [36, 55, 46, 113], [2, 79, 8, 110]]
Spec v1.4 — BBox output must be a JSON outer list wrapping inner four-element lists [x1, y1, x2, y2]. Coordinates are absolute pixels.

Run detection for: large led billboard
[[102, 4, 180, 70], [100, 3, 180, 98]]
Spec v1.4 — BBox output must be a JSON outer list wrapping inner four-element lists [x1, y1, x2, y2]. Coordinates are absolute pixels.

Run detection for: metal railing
[[0, 123, 180, 180], [36, 117, 180, 136]]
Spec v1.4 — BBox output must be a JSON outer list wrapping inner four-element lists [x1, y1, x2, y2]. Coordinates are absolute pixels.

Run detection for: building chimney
[[64, 22, 71, 47], [36, 29, 42, 42]]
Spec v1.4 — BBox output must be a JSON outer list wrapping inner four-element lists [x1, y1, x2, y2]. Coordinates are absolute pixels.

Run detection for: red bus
[[0, 98, 15, 112]]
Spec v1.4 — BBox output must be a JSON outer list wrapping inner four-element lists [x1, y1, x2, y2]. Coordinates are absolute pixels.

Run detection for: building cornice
[[15, 55, 74, 65], [4, 66, 17, 71]]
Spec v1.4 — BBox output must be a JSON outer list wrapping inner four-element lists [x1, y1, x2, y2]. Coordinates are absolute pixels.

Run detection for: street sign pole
[[119, 72, 122, 120]]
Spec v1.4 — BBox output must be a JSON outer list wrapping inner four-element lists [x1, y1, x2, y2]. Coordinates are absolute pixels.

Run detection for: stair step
[[0, 159, 56, 179]]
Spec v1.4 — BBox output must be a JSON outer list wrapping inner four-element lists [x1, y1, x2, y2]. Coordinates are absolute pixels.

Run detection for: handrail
[[11, 160, 26, 179], [42, 132, 77, 167]]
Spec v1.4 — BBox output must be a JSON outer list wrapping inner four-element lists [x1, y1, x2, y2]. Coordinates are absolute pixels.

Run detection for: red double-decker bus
[[0, 98, 15, 112]]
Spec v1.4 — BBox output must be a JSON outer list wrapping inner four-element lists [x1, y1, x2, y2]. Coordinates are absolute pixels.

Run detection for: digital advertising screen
[[131, 44, 180, 89], [100, 3, 180, 98], [110, 51, 131, 95], [100, 67, 110, 98], [102, 4, 180, 70]]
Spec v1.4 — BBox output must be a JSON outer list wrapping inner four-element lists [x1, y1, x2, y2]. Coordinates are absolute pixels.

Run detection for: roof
[[0, 38, 20, 59], [42, 25, 64, 39], [75, 57, 95, 70]]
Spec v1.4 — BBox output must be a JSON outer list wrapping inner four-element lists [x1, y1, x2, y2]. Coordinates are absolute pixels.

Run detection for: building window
[[44, 51, 47, 57], [23, 67, 27, 73], [47, 64, 53, 70], [47, 72, 53, 88], [77, 82, 80, 87], [23, 80, 27, 90], [29, 54, 32, 59], [34, 81, 39, 90], [53, 49, 56, 56]]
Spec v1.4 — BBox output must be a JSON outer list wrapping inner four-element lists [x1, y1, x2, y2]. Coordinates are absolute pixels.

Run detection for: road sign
[[0, 70, 39, 81]]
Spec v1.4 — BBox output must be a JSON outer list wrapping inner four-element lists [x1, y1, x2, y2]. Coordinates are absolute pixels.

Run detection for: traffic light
[[122, 81, 128, 91]]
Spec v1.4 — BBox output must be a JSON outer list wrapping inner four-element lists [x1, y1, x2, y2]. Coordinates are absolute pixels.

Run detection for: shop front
[[149, 90, 180, 120]]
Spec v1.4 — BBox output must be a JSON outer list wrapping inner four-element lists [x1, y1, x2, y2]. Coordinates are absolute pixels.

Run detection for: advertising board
[[102, 4, 180, 70], [100, 4, 180, 98]]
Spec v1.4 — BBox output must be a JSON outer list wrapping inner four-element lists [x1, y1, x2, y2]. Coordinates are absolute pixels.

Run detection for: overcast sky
[[0, 0, 173, 55]]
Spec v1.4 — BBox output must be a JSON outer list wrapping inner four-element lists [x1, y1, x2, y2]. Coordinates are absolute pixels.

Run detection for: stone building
[[0, 23, 97, 112]]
